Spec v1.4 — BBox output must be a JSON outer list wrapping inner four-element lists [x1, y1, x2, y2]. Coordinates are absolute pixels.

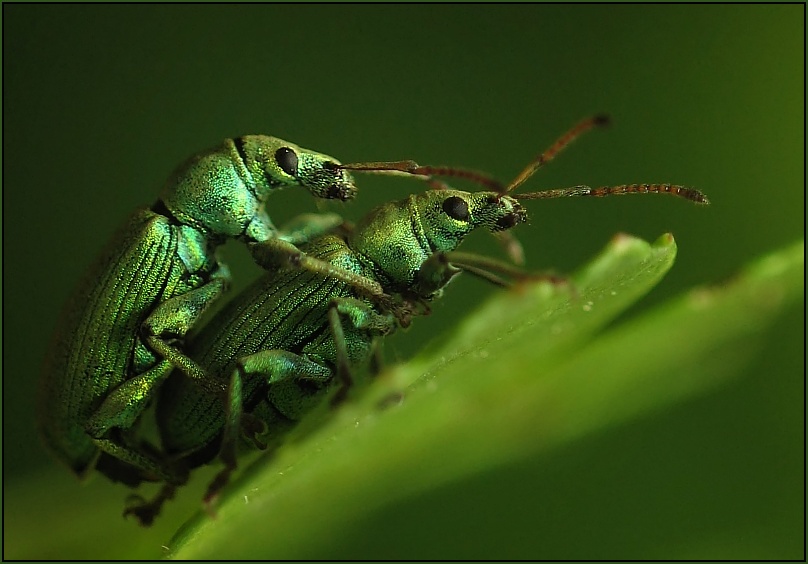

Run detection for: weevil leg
[[328, 303, 351, 406], [249, 239, 388, 302], [85, 278, 227, 521], [123, 483, 178, 527], [202, 365, 251, 511], [143, 277, 229, 396], [370, 339, 385, 377], [329, 296, 398, 336], [276, 212, 345, 246], [327, 297, 397, 405], [87, 359, 185, 484], [417, 249, 563, 292], [492, 230, 526, 265], [94, 426, 168, 488], [445, 251, 568, 286], [413, 252, 463, 297], [329, 300, 404, 410], [203, 350, 334, 509]]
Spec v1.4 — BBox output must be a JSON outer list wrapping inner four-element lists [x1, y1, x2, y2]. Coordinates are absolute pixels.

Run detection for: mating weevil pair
[[37, 115, 708, 525]]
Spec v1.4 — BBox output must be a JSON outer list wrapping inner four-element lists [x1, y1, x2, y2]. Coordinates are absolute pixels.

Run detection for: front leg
[[414, 250, 552, 295], [413, 251, 462, 297]]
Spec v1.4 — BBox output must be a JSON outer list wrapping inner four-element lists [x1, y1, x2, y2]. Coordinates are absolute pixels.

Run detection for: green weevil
[[127, 115, 709, 524], [37, 134, 412, 490]]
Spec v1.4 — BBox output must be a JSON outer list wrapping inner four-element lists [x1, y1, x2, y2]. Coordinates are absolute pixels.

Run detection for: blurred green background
[[3, 4, 803, 559]]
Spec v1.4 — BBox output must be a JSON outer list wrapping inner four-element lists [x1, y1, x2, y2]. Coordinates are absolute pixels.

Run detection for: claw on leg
[[123, 484, 177, 527]]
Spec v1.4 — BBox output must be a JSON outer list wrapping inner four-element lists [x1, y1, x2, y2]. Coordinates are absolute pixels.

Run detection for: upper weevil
[[135, 115, 708, 524], [37, 135, 406, 489]]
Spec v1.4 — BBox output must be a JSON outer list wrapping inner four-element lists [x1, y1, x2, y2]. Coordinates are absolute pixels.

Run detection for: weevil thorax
[[159, 136, 357, 242], [348, 189, 527, 292]]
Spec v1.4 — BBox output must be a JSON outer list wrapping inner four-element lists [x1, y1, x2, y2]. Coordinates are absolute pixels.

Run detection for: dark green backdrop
[[3, 4, 803, 559]]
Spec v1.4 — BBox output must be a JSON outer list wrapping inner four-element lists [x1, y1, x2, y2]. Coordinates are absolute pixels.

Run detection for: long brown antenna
[[516, 183, 709, 204], [503, 114, 611, 194], [340, 115, 710, 206], [338, 160, 504, 192]]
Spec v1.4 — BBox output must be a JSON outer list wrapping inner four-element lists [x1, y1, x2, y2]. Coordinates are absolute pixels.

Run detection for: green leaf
[[6, 236, 800, 559], [164, 236, 802, 559]]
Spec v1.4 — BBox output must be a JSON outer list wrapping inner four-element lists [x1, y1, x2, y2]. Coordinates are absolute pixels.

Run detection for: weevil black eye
[[442, 196, 469, 221], [275, 147, 299, 177]]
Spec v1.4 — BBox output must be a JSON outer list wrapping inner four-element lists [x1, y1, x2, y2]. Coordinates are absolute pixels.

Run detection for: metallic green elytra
[[37, 135, 363, 488]]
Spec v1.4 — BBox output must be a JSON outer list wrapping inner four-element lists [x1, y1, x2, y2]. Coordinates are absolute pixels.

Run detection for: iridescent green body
[[151, 189, 528, 515], [38, 136, 359, 486]]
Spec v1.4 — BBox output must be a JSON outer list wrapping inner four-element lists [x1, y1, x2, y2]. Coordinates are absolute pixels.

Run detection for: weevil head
[[349, 189, 527, 292], [413, 189, 527, 251], [159, 136, 357, 240], [240, 136, 358, 202]]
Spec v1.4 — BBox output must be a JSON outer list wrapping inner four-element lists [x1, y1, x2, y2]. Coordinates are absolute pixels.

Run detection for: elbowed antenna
[[503, 114, 611, 195], [498, 114, 709, 205]]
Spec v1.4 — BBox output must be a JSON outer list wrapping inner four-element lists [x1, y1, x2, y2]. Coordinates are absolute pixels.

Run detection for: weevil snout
[[326, 181, 357, 201], [320, 165, 358, 201], [494, 207, 527, 231], [483, 194, 527, 232], [298, 155, 358, 201]]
